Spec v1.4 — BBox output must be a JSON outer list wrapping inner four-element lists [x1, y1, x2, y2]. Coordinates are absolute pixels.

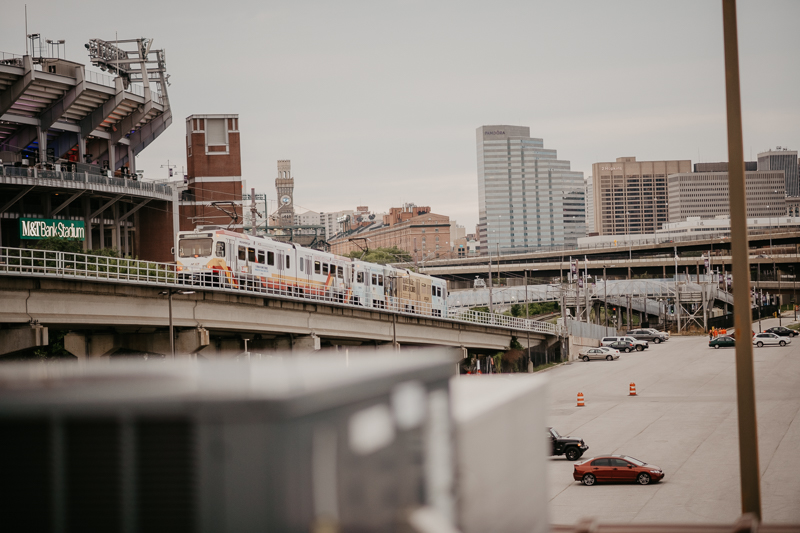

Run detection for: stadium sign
[[20, 218, 86, 240]]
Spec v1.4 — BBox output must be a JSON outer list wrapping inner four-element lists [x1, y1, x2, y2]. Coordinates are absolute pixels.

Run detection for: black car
[[548, 427, 589, 461], [766, 326, 798, 337], [709, 335, 735, 349], [607, 340, 636, 353]]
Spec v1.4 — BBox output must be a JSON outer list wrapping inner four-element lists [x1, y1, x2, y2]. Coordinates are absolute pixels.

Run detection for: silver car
[[753, 332, 791, 347], [579, 347, 620, 361]]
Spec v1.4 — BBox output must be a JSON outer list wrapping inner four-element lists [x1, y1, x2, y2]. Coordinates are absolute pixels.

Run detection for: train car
[[174, 229, 447, 315]]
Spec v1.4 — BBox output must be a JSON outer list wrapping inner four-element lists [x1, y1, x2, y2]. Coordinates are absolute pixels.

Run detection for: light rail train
[[175, 229, 448, 316]]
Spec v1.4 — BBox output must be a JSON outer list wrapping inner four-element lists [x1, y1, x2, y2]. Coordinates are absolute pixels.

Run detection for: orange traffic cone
[[629, 382, 637, 396], [577, 392, 585, 407]]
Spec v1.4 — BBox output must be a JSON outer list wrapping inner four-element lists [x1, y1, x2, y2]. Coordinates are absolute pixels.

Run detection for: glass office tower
[[476, 125, 585, 252]]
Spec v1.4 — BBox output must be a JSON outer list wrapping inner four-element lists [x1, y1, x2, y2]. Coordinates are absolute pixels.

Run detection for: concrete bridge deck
[[0, 247, 559, 358]]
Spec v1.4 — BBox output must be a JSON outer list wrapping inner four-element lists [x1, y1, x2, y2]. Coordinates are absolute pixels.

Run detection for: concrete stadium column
[[112, 202, 119, 251], [77, 137, 86, 162], [42, 194, 51, 219], [107, 139, 116, 173], [128, 145, 135, 174], [98, 207, 105, 249], [133, 210, 140, 258], [122, 203, 129, 256], [37, 127, 47, 164], [0, 324, 49, 357], [82, 196, 91, 251]]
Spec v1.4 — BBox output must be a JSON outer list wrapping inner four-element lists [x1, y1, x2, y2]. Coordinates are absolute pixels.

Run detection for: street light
[[159, 289, 195, 358]]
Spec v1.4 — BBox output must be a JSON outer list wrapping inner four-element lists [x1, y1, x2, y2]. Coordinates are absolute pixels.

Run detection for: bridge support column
[[63, 332, 117, 360], [175, 327, 210, 357], [0, 324, 49, 357], [293, 334, 321, 354]]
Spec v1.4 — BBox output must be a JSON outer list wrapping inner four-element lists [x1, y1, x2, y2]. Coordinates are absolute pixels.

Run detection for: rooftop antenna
[[24, 5, 28, 55]]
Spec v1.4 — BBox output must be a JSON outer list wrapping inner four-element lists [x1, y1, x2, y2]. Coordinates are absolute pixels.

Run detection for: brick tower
[[180, 114, 245, 231]]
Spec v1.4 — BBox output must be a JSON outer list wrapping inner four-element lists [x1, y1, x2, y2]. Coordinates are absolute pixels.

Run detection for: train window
[[179, 238, 213, 258], [300, 258, 304, 272], [267, 251, 275, 266], [322, 263, 329, 275], [215, 241, 225, 257], [258, 250, 265, 264], [337, 266, 343, 279], [286, 255, 291, 269], [378, 275, 384, 287], [248, 248, 256, 262], [357, 272, 364, 283], [238, 246, 246, 261], [315, 261, 321, 274], [307, 258, 312, 273], [371, 274, 377, 286]]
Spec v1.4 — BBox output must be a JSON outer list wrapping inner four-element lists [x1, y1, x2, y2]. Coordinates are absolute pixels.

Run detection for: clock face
[[280, 195, 291, 205]]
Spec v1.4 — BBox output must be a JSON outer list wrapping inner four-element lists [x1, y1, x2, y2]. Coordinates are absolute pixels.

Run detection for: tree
[[28, 237, 121, 258], [29, 236, 82, 253], [345, 246, 412, 265]]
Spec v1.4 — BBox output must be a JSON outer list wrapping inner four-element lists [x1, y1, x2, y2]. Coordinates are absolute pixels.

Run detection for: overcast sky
[[2, 0, 798, 231]]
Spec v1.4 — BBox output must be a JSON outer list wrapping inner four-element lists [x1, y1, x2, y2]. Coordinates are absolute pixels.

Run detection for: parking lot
[[546, 316, 800, 525]]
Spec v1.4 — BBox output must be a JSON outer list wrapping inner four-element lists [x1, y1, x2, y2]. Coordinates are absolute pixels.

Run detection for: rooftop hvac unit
[[0, 353, 458, 533]]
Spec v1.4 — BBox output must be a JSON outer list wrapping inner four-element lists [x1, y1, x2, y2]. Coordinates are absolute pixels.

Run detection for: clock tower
[[275, 160, 294, 226]]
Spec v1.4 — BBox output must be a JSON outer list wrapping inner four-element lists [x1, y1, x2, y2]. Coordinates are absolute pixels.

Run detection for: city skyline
[[1, 0, 798, 232]]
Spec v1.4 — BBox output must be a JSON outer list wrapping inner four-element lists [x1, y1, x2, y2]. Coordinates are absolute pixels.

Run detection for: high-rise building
[[667, 170, 785, 222], [591, 157, 691, 235], [476, 125, 585, 251], [585, 177, 595, 234], [758, 147, 798, 197]]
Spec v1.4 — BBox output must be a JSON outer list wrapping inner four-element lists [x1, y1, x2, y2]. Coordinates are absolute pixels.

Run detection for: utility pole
[[488, 251, 494, 314], [585, 256, 590, 323], [525, 270, 531, 371], [250, 187, 259, 236], [777, 261, 782, 326], [560, 283, 567, 361], [604, 265, 608, 328], [722, 0, 762, 518]]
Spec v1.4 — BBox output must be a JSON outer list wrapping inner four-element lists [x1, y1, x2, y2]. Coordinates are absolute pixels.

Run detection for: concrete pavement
[[545, 316, 800, 525]]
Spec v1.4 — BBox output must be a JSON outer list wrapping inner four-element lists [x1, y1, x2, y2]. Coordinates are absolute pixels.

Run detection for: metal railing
[[447, 308, 558, 335], [417, 227, 800, 267], [0, 247, 559, 337], [84, 69, 116, 88], [0, 51, 23, 66], [1, 165, 173, 196]]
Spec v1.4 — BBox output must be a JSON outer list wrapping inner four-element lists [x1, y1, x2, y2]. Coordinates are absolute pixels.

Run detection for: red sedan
[[573, 455, 664, 486]]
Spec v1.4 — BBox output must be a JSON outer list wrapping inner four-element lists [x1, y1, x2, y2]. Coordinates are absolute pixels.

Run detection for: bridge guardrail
[[0, 247, 558, 337]]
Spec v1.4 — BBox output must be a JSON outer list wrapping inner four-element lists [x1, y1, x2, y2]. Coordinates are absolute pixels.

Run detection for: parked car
[[579, 347, 621, 361], [753, 332, 791, 347], [548, 427, 589, 461], [573, 455, 665, 486], [644, 328, 670, 340], [626, 328, 667, 344], [709, 335, 735, 349], [606, 341, 635, 353], [601, 336, 648, 351], [766, 326, 798, 337]]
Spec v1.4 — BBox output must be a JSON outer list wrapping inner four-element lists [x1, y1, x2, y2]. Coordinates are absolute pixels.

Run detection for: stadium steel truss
[[0, 35, 171, 173]]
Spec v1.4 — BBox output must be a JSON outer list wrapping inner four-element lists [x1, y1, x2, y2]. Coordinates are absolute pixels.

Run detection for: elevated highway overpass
[[415, 230, 800, 287], [0, 247, 559, 359]]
